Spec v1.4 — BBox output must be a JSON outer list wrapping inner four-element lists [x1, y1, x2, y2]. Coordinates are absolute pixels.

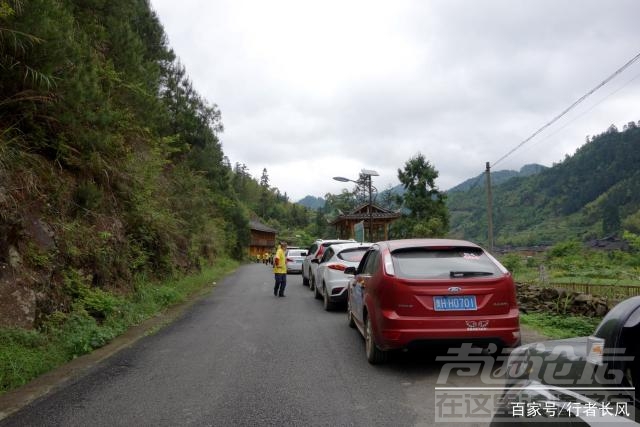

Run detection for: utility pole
[[485, 162, 494, 253], [368, 174, 373, 241]]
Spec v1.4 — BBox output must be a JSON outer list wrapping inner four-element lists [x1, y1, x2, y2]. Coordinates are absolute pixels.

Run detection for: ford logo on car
[[448, 286, 462, 293]]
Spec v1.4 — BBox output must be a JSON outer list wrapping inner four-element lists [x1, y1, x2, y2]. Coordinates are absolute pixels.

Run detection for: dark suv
[[491, 295, 640, 425]]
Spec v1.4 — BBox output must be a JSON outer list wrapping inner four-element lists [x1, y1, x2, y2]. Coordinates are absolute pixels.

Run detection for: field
[[497, 240, 640, 339]]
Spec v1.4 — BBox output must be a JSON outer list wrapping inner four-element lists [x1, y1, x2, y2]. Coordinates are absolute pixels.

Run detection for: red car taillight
[[327, 263, 346, 271], [383, 252, 395, 276]]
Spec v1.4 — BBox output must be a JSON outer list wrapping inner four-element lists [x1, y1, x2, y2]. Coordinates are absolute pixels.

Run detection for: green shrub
[[23, 242, 53, 268], [58, 310, 114, 356], [82, 288, 123, 319], [548, 240, 582, 259], [521, 313, 601, 339], [74, 180, 103, 212], [61, 268, 125, 320], [500, 253, 523, 273]]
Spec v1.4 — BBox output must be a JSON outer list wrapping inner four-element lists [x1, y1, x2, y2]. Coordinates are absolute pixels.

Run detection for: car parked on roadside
[[285, 248, 307, 274], [302, 239, 354, 287], [491, 295, 640, 425], [346, 238, 521, 364], [311, 242, 372, 311]]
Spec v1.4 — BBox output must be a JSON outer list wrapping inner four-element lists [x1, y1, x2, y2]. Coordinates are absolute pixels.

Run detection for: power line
[[511, 69, 640, 160], [452, 52, 640, 196], [492, 50, 640, 168]]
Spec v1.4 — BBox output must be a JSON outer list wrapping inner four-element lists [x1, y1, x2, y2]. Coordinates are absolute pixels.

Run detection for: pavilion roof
[[329, 203, 401, 225]]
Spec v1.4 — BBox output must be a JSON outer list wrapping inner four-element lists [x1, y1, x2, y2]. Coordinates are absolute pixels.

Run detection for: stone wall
[[517, 282, 611, 317]]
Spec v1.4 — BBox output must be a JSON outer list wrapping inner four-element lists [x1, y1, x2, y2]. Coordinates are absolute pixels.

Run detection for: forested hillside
[[447, 122, 640, 246], [447, 164, 547, 193], [0, 0, 309, 329]]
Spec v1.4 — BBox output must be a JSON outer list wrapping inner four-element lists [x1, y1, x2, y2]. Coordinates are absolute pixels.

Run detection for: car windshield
[[288, 250, 307, 257], [338, 248, 368, 263], [391, 247, 502, 279]]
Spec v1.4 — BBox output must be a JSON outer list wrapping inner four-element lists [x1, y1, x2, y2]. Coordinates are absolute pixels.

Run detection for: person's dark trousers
[[274, 273, 287, 296]]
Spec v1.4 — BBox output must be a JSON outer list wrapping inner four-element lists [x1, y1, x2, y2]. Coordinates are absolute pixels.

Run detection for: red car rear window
[[391, 247, 502, 279]]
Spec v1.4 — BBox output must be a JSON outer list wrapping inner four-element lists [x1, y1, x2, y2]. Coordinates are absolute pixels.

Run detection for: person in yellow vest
[[272, 241, 287, 297], [256, 253, 261, 263], [263, 251, 269, 265]]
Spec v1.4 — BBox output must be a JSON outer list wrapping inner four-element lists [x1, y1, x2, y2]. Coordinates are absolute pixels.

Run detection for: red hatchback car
[[346, 239, 521, 363]]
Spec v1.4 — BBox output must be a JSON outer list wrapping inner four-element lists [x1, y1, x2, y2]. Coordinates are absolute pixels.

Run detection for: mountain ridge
[[295, 163, 547, 209], [446, 122, 640, 246]]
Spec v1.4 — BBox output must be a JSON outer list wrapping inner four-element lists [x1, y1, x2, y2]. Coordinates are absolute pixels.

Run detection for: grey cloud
[[152, 0, 640, 200]]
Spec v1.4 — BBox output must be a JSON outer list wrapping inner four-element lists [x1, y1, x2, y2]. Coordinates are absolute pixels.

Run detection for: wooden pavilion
[[329, 203, 401, 241]]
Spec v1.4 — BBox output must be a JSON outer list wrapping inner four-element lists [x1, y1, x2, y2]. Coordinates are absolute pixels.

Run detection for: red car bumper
[[374, 308, 521, 351]]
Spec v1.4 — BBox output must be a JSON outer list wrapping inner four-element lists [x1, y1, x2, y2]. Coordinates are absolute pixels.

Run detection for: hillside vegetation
[[0, 0, 312, 331], [447, 123, 640, 246], [447, 164, 547, 194]]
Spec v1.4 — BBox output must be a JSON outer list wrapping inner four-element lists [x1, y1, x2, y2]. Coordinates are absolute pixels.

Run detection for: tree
[[324, 189, 358, 216], [396, 153, 449, 237], [159, 60, 224, 159], [0, 0, 53, 92], [378, 184, 402, 211], [260, 168, 269, 187], [259, 168, 270, 217], [622, 210, 640, 234], [602, 201, 621, 236]]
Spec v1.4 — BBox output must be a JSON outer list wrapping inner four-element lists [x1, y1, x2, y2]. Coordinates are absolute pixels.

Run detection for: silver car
[[312, 242, 372, 311], [285, 248, 307, 274]]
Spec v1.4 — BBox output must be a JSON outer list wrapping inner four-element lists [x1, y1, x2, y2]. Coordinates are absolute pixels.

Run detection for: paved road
[[1, 263, 507, 426]]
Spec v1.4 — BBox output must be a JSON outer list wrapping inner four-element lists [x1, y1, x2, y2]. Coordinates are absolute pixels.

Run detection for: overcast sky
[[150, 0, 640, 201]]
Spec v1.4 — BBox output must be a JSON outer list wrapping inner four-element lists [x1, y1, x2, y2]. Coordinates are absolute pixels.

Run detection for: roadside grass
[[0, 258, 238, 395], [520, 313, 602, 340]]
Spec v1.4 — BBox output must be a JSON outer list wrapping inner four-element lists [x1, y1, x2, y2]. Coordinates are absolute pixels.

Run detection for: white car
[[312, 242, 372, 311], [285, 248, 307, 274], [302, 239, 354, 287]]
